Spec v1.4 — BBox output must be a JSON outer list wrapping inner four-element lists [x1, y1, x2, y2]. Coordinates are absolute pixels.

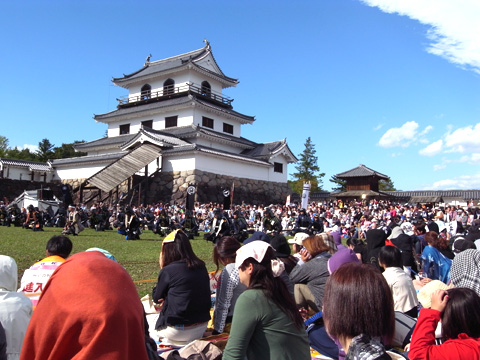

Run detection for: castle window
[[141, 120, 153, 129], [140, 84, 151, 100], [119, 124, 130, 135], [165, 116, 178, 128], [163, 79, 175, 95], [202, 116, 214, 129], [223, 123, 233, 134], [201, 81, 211, 97], [274, 162, 283, 173]]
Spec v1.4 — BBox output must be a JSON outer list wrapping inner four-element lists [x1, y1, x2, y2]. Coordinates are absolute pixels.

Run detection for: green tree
[[0, 136, 8, 157], [52, 141, 87, 159], [7, 146, 36, 161], [329, 175, 347, 192], [379, 178, 396, 191], [289, 137, 325, 194], [35, 138, 55, 162]]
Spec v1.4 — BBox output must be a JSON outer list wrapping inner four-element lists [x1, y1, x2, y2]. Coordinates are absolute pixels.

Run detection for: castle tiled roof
[[112, 41, 238, 87], [93, 95, 255, 124], [336, 164, 389, 180], [0, 158, 51, 172], [51, 152, 124, 167], [73, 134, 135, 151]]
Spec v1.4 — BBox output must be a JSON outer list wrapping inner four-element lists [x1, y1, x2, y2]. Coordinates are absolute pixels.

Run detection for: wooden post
[[138, 183, 141, 207], [143, 165, 149, 206], [79, 183, 84, 204]]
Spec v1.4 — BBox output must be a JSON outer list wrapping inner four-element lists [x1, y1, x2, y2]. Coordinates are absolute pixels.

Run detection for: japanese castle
[[51, 41, 296, 205]]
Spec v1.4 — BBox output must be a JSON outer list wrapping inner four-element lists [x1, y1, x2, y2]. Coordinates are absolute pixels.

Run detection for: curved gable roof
[[336, 164, 389, 179], [242, 139, 297, 163], [112, 41, 238, 87], [121, 127, 192, 150]]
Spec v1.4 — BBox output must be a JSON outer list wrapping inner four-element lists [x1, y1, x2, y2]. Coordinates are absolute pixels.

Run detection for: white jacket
[[0, 256, 32, 360], [382, 266, 418, 313]]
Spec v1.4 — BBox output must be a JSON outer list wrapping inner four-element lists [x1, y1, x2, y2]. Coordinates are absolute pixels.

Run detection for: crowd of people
[[3, 197, 480, 241], [3, 197, 480, 359]]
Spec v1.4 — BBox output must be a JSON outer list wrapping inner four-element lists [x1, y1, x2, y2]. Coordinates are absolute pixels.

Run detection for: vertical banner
[[301, 182, 311, 209], [223, 188, 231, 210], [186, 184, 196, 211], [230, 182, 235, 206]]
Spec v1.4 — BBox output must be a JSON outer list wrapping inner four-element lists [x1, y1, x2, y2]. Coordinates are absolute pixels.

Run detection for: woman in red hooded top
[[409, 287, 480, 360], [19, 251, 149, 360]]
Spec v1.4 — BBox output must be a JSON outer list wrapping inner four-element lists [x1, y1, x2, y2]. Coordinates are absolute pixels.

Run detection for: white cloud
[[430, 174, 480, 190], [444, 123, 480, 153], [378, 121, 418, 148], [14, 144, 39, 152], [24, 144, 38, 152], [455, 153, 480, 164], [471, 153, 480, 163], [361, 0, 480, 73], [373, 123, 384, 131], [419, 125, 433, 136], [433, 164, 446, 171], [419, 139, 443, 156]]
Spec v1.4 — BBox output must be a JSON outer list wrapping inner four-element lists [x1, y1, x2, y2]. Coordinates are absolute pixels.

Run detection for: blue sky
[[1, 0, 479, 191]]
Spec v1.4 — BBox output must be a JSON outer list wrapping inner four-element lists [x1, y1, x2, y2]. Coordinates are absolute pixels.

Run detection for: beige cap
[[288, 232, 309, 245]]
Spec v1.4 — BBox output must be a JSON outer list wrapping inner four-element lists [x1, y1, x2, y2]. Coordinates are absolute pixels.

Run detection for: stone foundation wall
[[147, 169, 291, 205], [52, 170, 291, 206]]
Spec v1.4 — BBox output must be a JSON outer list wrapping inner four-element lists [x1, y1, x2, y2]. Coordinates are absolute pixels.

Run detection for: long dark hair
[[213, 236, 241, 272], [161, 230, 205, 269], [323, 262, 395, 344], [239, 247, 303, 329], [442, 288, 480, 340]]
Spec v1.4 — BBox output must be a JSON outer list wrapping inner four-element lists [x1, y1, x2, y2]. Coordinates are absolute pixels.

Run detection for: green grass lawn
[[0, 226, 217, 297]]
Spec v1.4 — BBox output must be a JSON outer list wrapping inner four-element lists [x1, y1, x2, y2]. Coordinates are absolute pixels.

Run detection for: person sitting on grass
[[152, 229, 211, 345], [289, 234, 331, 314], [18, 235, 73, 309], [323, 262, 396, 360], [409, 287, 480, 359], [19, 251, 149, 360], [0, 255, 32, 360], [212, 236, 246, 335], [222, 241, 310, 360], [378, 245, 419, 318]]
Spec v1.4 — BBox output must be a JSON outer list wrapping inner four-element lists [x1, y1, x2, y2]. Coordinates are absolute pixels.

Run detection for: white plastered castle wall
[[126, 68, 224, 100], [162, 152, 280, 182], [55, 162, 113, 180], [0, 166, 55, 182]]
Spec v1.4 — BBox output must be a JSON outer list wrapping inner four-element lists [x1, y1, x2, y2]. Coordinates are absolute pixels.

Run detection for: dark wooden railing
[[117, 83, 233, 107]]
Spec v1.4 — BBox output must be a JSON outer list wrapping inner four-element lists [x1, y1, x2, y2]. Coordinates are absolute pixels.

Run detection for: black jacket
[[153, 260, 211, 329]]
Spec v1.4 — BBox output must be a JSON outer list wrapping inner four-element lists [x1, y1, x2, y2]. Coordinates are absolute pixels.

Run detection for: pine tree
[[0, 136, 8, 157], [379, 178, 397, 191], [35, 138, 55, 162], [329, 175, 347, 192], [290, 137, 325, 194]]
